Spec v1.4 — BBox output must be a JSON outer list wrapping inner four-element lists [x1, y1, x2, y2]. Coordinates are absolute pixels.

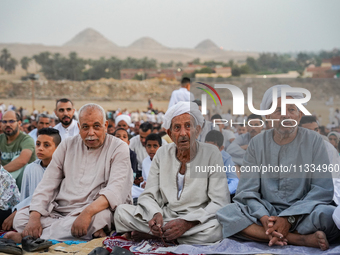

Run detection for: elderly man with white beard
[[216, 85, 340, 251], [114, 101, 229, 244], [10, 103, 133, 242]]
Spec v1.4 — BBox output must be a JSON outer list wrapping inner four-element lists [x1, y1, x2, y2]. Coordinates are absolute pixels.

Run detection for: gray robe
[[226, 132, 251, 166], [217, 127, 340, 241]]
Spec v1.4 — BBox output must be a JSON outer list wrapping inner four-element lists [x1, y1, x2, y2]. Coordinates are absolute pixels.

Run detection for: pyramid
[[63, 28, 118, 49], [195, 39, 221, 51], [129, 37, 167, 50]]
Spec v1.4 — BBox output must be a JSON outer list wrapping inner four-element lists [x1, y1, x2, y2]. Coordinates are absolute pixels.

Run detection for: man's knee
[[310, 205, 336, 229], [296, 205, 337, 235], [178, 220, 223, 244], [13, 207, 30, 232], [114, 204, 134, 225], [91, 208, 113, 228]]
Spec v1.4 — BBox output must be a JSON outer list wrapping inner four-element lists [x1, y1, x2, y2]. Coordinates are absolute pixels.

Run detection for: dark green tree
[[231, 66, 241, 76], [0, 48, 18, 74], [20, 56, 31, 74], [192, 58, 200, 65]]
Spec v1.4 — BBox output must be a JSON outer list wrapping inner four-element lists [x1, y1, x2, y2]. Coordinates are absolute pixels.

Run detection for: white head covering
[[328, 131, 340, 143], [162, 101, 204, 130], [260, 84, 306, 111], [115, 114, 131, 126]]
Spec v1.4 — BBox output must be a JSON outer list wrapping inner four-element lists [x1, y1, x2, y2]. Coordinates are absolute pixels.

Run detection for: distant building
[[120, 69, 146, 79], [329, 56, 340, 71], [182, 63, 207, 74], [195, 66, 232, 78], [120, 68, 183, 80], [256, 71, 300, 79], [303, 57, 340, 78]]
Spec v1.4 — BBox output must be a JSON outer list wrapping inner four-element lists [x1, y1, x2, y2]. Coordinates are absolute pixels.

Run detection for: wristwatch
[[287, 216, 296, 229]]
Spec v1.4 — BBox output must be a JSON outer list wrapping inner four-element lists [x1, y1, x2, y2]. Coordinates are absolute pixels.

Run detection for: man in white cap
[[115, 114, 133, 139], [114, 101, 229, 244], [115, 115, 132, 131], [216, 85, 339, 250]]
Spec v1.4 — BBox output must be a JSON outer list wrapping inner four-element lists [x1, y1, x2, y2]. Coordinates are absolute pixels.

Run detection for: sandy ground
[[0, 98, 337, 126]]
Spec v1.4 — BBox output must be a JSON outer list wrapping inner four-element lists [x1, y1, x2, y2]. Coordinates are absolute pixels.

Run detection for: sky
[[0, 0, 339, 52]]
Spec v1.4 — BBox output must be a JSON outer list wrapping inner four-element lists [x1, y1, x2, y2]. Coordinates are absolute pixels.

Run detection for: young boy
[[113, 128, 140, 183], [205, 130, 239, 198], [113, 128, 142, 205], [2, 128, 61, 231], [141, 133, 162, 189]]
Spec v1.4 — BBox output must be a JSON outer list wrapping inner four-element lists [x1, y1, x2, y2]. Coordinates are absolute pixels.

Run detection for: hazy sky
[[1, 0, 339, 52]]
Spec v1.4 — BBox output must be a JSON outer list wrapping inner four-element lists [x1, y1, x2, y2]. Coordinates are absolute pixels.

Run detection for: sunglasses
[[1, 120, 17, 124]]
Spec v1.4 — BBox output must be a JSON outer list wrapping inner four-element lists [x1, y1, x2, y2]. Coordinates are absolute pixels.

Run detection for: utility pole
[[31, 79, 34, 111], [29, 74, 39, 112]]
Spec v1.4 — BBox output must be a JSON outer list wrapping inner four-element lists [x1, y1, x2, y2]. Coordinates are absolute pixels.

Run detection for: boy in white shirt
[[140, 134, 162, 189]]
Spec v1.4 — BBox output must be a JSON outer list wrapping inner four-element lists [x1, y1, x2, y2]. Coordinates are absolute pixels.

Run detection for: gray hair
[[37, 113, 50, 122], [78, 103, 106, 124]]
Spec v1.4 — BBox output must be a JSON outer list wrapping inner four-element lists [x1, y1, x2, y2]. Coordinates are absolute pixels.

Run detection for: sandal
[[110, 246, 134, 255], [0, 238, 22, 255], [88, 247, 110, 255], [21, 235, 53, 252]]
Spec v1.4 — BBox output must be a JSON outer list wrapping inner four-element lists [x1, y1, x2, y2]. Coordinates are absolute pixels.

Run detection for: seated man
[[0, 111, 36, 189], [205, 130, 239, 197], [235, 124, 247, 137], [11, 103, 133, 241], [299, 115, 340, 205], [227, 114, 263, 177], [28, 114, 51, 144], [227, 114, 263, 166], [210, 114, 236, 151], [114, 101, 229, 244], [217, 85, 340, 251], [2, 128, 61, 232]]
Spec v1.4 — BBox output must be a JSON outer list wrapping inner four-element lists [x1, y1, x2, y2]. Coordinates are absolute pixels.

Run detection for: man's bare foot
[[3, 231, 22, 243], [131, 231, 160, 241], [93, 229, 107, 238], [296, 231, 329, 251]]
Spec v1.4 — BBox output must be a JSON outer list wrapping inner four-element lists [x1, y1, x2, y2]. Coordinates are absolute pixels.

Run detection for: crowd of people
[[1, 79, 340, 252]]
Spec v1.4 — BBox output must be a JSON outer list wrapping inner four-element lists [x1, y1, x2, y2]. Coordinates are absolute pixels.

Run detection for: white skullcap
[[162, 101, 204, 130], [115, 114, 131, 126], [260, 84, 306, 111]]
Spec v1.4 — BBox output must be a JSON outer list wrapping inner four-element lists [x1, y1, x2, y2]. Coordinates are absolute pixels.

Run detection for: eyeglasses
[[1, 120, 17, 124]]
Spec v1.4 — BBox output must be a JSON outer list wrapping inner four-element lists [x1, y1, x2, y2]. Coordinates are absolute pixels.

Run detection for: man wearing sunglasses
[[0, 110, 36, 189]]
